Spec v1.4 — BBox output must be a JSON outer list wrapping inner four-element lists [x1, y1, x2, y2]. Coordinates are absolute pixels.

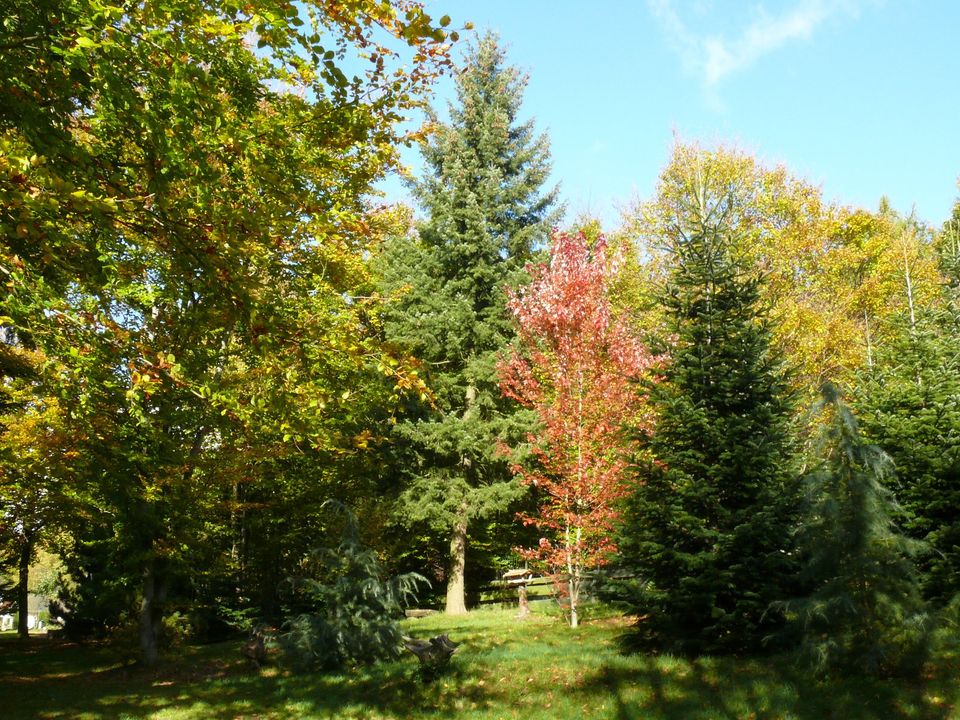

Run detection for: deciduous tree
[[1, 0, 455, 663], [620, 143, 941, 396], [0, 374, 76, 639], [498, 231, 659, 628]]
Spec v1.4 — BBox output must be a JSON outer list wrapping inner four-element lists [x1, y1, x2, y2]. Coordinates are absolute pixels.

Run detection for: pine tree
[[615, 177, 798, 654], [787, 383, 927, 677], [378, 33, 559, 614]]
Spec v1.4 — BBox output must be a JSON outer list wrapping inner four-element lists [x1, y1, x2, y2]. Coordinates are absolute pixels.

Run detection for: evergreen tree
[[280, 502, 427, 672], [786, 383, 927, 677], [378, 33, 559, 614], [616, 177, 798, 654], [856, 220, 960, 604]]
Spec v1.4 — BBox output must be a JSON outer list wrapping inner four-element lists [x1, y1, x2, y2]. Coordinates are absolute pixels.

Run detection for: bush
[[161, 610, 192, 648], [280, 501, 427, 672]]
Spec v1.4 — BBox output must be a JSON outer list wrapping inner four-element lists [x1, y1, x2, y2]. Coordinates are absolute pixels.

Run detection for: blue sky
[[381, 0, 960, 229]]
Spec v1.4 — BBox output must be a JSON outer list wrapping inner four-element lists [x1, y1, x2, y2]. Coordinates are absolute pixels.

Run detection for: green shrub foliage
[[280, 502, 427, 671]]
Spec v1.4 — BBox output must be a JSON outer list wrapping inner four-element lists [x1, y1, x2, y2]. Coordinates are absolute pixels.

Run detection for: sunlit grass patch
[[2, 607, 958, 719]]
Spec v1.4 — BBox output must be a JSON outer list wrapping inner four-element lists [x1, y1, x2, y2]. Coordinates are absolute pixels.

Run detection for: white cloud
[[650, 0, 858, 90]]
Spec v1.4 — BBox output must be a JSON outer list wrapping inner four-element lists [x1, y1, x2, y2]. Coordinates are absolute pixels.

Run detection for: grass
[[2, 608, 958, 719]]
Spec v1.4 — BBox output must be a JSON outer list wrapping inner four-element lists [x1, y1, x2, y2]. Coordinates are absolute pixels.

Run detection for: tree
[[1, 0, 455, 663], [939, 198, 960, 288], [498, 231, 659, 628], [615, 165, 798, 654], [280, 502, 427, 671], [620, 142, 942, 397], [0, 339, 78, 639], [785, 383, 927, 677], [855, 217, 960, 604], [0, 408, 71, 639], [378, 32, 559, 615]]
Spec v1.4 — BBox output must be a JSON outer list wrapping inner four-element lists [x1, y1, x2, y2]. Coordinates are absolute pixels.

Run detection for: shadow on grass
[[2, 635, 508, 720], [584, 653, 958, 720], [5, 614, 958, 720]]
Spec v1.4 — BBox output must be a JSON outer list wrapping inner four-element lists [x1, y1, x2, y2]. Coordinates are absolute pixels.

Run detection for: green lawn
[[2, 609, 957, 719]]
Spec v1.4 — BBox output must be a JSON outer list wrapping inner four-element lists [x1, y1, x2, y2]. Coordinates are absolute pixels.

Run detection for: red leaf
[[498, 231, 664, 578]]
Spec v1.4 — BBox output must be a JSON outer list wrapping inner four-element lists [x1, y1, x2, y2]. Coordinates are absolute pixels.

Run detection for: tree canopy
[[499, 231, 660, 628], [1, 0, 455, 663]]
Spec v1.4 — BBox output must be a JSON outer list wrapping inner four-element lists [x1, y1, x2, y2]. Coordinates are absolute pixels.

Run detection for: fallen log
[[404, 608, 437, 619]]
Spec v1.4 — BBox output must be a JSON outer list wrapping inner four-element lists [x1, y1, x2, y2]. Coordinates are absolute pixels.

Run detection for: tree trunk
[[139, 557, 168, 666], [17, 534, 33, 640], [445, 519, 468, 615], [902, 242, 916, 331], [445, 386, 476, 617], [566, 524, 582, 629], [569, 580, 579, 629]]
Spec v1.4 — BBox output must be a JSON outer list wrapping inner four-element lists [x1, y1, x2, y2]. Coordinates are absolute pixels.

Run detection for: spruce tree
[[378, 33, 558, 614], [616, 180, 798, 654], [787, 383, 926, 677]]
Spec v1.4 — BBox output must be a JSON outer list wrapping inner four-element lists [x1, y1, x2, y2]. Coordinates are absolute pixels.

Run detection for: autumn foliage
[[498, 231, 660, 626]]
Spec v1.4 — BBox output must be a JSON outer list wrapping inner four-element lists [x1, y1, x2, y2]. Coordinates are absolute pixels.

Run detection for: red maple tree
[[498, 231, 661, 627]]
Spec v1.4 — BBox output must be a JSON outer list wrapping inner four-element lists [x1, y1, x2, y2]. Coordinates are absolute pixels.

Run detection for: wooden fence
[[475, 575, 554, 606]]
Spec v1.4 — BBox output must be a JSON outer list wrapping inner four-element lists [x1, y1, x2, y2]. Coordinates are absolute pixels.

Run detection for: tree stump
[[402, 634, 459, 665], [242, 628, 269, 668]]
